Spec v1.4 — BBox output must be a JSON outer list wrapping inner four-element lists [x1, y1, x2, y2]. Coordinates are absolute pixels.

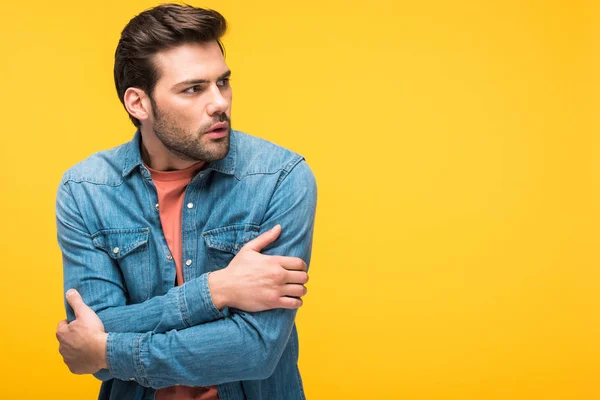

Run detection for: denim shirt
[[56, 130, 317, 400]]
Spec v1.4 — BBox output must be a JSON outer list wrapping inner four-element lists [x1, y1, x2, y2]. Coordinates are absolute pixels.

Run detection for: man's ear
[[124, 87, 152, 123]]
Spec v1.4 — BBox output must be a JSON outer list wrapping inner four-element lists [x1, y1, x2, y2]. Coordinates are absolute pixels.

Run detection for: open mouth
[[206, 122, 229, 138]]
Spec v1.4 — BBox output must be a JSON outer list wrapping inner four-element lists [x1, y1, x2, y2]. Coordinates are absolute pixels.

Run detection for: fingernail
[[271, 224, 280, 231], [66, 289, 77, 297]]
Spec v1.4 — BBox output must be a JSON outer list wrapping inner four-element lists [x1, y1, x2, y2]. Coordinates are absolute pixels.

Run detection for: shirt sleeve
[[105, 160, 317, 388], [56, 178, 225, 379]]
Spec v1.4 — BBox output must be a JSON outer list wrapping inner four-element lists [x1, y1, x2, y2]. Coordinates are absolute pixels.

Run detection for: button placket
[[181, 182, 199, 281]]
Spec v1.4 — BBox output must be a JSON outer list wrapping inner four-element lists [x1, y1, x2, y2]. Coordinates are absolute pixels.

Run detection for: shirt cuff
[[106, 332, 147, 385], [181, 272, 224, 326]]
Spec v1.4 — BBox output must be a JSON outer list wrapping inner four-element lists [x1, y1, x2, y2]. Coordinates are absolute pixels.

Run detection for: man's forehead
[[153, 42, 227, 83]]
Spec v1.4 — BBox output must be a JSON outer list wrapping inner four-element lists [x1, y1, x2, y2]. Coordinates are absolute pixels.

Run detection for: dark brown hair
[[114, 4, 227, 127]]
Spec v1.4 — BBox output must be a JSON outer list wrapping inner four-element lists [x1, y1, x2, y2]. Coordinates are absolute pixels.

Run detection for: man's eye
[[217, 78, 230, 87], [183, 86, 203, 94]]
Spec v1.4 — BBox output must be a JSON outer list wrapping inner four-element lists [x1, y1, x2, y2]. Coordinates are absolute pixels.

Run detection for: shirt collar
[[121, 129, 237, 177]]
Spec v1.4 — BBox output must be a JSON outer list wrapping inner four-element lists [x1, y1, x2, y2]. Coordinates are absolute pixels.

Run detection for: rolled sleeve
[[106, 332, 147, 386], [182, 272, 223, 327]]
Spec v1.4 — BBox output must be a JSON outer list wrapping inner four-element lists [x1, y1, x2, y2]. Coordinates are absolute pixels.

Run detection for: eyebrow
[[172, 70, 231, 89]]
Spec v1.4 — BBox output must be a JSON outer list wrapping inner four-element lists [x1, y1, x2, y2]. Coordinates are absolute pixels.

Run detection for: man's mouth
[[208, 121, 228, 132], [205, 122, 229, 138]]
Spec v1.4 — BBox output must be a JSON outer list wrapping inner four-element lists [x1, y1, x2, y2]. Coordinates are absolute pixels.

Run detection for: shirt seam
[[201, 272, 222, 320], [133, 334, 148, 386], [59, 182, 94, 236], [178, 285, 192, 327]]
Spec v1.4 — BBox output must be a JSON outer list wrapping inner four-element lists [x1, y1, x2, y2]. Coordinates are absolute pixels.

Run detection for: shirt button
[[185, 259, 192, 266], [155, 203, 159, 211], [129, 378, 135, 381], [113, 247, 119, 254], [187, 202, 194, 209], [166, 254, 173, 260]]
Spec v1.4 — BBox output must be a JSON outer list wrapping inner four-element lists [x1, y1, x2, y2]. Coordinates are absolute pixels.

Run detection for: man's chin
[[200, 136, 230, 162]]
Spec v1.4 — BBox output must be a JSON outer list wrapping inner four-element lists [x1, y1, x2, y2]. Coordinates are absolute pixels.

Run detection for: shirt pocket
[[202, 224, 260, 270], [92, 227, 151, 303]]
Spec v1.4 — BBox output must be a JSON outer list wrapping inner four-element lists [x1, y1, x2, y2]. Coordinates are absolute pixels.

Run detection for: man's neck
[[139, 127, 199, 171]]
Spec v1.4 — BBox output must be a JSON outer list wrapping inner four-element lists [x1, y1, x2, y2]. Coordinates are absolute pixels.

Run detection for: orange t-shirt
[[148, 162, 219, 400]]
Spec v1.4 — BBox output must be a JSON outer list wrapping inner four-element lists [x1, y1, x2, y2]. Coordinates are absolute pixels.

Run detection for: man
[[55, 4, 317, 400]]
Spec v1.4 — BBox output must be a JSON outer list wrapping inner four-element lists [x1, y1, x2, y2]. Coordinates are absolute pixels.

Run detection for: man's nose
[[206, 86, 229, 116]]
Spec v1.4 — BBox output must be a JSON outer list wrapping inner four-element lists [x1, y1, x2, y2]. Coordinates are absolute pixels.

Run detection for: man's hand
[[56, 289, 108, 374], [208, 224, 309, 311]]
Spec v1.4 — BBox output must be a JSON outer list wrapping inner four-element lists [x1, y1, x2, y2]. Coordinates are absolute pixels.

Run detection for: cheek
[[170, 101, 204, 125]]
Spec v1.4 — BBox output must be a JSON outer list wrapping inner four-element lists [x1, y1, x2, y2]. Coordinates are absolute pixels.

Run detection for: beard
[[151, 104, 231, 163]]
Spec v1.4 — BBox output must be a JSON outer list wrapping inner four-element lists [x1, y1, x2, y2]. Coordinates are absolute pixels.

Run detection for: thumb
[[243, 224, 281, 252], [65, 289, 92, 320]]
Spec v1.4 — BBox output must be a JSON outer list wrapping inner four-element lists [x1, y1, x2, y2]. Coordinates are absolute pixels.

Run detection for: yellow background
[[0, 0, 598, 398]]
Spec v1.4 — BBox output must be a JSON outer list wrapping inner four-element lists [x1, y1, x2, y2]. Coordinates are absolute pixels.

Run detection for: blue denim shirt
[[56, 130, 317, 400]]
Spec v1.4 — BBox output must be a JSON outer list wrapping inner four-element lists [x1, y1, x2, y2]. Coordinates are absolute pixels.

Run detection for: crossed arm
[[55, 162, 317, 388]]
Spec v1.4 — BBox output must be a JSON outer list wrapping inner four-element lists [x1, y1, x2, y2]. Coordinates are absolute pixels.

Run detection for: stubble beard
[[152, 106, 231, 163]]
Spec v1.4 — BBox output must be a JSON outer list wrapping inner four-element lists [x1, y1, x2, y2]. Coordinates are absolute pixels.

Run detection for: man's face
[[148, 41, 232, 163]]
